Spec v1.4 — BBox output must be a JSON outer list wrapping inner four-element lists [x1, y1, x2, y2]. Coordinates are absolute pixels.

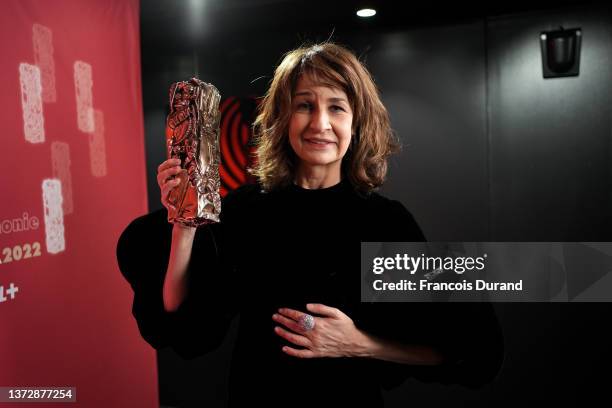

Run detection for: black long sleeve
[[116, 209, 234, 358], [117, 179, 505, 406]]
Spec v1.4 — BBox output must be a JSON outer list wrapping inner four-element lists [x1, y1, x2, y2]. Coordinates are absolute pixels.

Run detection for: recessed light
[[356, 8, 376, 18]]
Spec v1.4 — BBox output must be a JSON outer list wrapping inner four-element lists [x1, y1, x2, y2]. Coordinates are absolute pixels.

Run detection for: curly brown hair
[[251, 42, 399, 193]]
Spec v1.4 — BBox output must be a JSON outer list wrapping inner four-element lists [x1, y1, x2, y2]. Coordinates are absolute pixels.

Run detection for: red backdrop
[[0, 1, 157, 406]]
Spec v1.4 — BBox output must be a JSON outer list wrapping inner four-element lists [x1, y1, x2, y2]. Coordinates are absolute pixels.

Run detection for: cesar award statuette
[[165, 78, 222, 227]]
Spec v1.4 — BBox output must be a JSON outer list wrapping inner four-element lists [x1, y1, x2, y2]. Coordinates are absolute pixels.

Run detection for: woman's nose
[[308, 108, 331, 132]]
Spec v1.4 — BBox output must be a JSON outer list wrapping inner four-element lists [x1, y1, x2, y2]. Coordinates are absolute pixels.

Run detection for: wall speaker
[[540, 27, 581, 78]]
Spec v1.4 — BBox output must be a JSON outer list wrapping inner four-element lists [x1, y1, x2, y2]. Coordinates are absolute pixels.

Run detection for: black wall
[[487, 8, 612, 241], [140, 2, 611, 406]]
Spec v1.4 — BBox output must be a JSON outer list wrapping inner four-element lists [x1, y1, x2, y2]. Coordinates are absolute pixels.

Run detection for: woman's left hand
[[272, 303, 368, 359]]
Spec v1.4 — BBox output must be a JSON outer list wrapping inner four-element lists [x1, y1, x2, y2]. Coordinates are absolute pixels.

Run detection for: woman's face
[[288, 75, 353, 175]]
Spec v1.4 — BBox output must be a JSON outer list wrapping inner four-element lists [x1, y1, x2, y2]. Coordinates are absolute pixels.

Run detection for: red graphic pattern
[[219, 96, 258, 196]]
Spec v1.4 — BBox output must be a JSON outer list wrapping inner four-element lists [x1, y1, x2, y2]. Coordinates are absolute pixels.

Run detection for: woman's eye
[[296, 102, 312, 110], [330, 105, 345, 112]]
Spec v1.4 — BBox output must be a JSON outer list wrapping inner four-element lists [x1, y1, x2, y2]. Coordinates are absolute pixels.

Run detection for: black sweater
[[117, 179, 503, 407]]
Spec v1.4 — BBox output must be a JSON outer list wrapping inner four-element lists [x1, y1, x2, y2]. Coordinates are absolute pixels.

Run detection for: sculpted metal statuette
[[165, 78, 222, 227]]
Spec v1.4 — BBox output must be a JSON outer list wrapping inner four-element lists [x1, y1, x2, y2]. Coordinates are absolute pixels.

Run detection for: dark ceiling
[[141, 0, 605, 52]]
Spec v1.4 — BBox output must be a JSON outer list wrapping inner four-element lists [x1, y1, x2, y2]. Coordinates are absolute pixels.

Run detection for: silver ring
[[298, 314, 315, 332]]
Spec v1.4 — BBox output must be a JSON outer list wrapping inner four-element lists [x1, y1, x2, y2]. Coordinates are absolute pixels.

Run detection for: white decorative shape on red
[[42, 179, 65, 254], [90, 110, 107, 177], [74, 61, 94, 132], [19, 63, 45, 143], [51, 142, 74, 215], [32, 24, 56, 103]]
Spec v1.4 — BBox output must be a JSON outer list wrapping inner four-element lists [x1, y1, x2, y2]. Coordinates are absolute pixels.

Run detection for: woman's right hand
[[157, 158, 183, 212], [158, 158, 197, 312]]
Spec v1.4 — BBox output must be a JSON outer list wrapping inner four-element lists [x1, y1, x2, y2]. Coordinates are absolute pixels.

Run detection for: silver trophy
[[165, 78, 222, 227]]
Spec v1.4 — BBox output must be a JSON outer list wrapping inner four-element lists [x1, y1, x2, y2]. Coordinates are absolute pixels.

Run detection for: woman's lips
[[304, 138, 335, 149]]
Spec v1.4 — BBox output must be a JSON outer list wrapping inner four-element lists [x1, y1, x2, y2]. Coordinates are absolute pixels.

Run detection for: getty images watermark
[[371, 252, 523, 292], [360, 242, 612, 302]]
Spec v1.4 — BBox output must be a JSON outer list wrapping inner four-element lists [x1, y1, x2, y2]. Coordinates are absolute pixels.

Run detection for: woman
[[118, 42, 503, 407]]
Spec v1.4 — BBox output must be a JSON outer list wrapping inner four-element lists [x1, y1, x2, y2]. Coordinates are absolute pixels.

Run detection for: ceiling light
[[356, 8, 376, 18]]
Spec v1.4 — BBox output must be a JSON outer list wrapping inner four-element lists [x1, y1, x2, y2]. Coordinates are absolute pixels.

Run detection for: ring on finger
[[298, 314, 315, 332]]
